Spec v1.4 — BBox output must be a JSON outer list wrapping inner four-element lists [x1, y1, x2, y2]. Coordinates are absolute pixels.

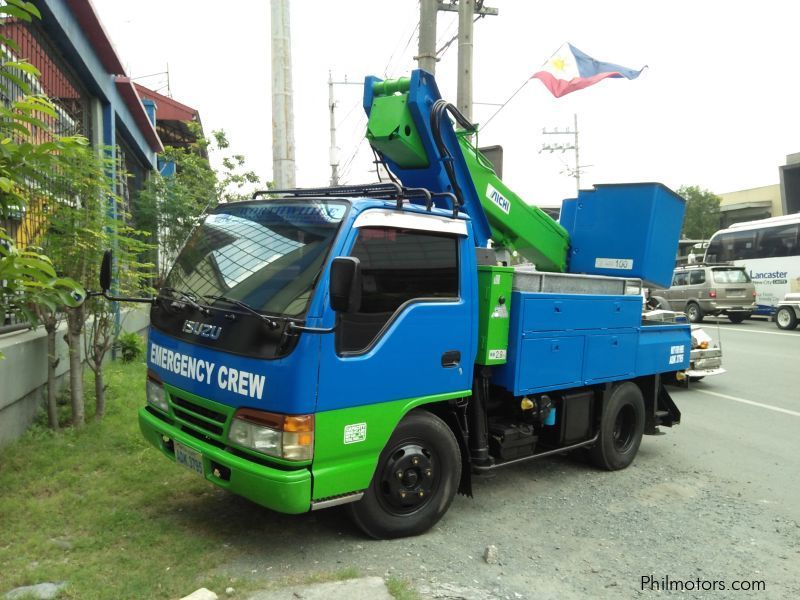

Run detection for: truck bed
[[492, 273, 690, 395]]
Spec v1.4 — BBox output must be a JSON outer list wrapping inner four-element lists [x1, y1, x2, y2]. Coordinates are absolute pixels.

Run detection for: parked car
[[775, 293, 800, 330], [650, 264, 756, 323], [682, 325, 725, 381], [642, 311, 724, 385]]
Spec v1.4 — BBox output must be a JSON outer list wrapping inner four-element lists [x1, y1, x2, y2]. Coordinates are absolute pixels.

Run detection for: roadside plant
[[136, 125, 260, 281], [116, 330, 144, 363], [1, 2, 86, 341]]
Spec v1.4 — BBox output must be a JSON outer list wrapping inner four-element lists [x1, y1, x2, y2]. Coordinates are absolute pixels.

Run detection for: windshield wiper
[[160, 286, 211, 316], [202, 294, 280, 329]]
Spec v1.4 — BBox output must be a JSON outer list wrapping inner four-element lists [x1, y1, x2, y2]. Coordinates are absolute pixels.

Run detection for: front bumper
[[139, 407, 312, 514]]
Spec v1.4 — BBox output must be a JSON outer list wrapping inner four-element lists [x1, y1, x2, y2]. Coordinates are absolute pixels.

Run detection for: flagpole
[[574, 113, 580, 193]]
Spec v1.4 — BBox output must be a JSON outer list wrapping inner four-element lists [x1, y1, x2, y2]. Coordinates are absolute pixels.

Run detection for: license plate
[[174, 442, 204, 477]]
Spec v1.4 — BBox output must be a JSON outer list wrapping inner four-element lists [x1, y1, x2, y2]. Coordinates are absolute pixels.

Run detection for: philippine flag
[[532, 43, 646, 98]]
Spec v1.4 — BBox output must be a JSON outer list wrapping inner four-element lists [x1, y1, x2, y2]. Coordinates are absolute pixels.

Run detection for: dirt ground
[[213, 436, 799, 600]]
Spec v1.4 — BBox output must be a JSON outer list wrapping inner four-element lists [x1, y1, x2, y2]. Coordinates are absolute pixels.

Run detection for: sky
[[91, 0, 800, 208]]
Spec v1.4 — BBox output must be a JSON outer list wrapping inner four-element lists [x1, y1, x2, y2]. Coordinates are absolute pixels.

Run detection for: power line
[[480, 77, 531, 131], [436, 14, 483, 59], [383, 20, 420, 78]]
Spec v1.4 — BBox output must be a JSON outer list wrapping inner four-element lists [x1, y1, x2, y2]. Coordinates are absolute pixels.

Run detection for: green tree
[[1, 1, 85, 369], [81, 219, 153, 421], [678, 185, 721, 240], [1, 3, 153, 426], [136, 126, 259, 281]]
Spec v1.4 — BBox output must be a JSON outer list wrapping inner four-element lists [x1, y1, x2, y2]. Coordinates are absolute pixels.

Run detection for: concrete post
[[271, 0, 296, 189], [417, 0, 438, 74]]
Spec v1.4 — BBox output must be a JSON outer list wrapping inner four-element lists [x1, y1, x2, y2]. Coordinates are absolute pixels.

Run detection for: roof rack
[[676, 261, 734, 269], [251, 183, 460, 218]]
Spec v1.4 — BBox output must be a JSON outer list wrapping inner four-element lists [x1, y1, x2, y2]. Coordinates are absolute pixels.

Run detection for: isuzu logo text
[[182, 320, 222, 340]]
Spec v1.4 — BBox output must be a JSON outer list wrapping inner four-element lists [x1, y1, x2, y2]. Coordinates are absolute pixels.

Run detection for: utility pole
[[328, 72, 339, 186], [270, 0, 296, 189], [417, 0, 438, 74], [327, 73, 362, 186], [434, 0, 498, 123], [540, 113, 587, 193], [417, 1, 497, 118], [456, 0, 475, 121]]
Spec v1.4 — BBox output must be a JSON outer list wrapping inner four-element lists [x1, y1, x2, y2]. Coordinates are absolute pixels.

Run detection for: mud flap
[[655, 383, 681, 428], [643, 375, 681, 434]]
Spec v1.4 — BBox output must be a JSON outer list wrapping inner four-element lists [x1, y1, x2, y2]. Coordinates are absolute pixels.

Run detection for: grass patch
[[0, 361, 400, 600], [0, 361, 249, 599], [386, 576, 422, 600]]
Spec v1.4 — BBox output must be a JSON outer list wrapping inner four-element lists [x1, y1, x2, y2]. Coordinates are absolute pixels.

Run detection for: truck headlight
[[228, 409, 314, 461], [146, 373, 169, 413]]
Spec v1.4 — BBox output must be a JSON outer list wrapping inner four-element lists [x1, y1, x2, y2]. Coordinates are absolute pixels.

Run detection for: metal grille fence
[[1, 18, 91, 331], [1, 18, 91, 247]]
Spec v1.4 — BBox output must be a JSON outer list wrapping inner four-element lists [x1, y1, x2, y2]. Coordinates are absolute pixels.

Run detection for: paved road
[[669, 317, 800, 521]]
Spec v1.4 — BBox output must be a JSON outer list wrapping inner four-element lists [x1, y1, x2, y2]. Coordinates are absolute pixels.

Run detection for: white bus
[[704, 214, 800, 315]]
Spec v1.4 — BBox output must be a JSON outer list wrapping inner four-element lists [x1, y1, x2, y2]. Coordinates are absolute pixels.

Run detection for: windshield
[[712, 268, 750, 284], [164, 200, 347, 317]]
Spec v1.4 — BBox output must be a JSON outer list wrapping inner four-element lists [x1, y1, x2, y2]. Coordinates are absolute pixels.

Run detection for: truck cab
[[141, 196, 480, 529]]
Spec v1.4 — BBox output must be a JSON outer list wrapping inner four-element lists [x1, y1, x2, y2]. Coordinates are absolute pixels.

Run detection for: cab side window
[[689, 270, 705, 285], [672, 272, 688, 286], [337, 227, 459, 354]]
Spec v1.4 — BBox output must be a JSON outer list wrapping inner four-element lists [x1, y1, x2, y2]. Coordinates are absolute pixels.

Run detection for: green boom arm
[[364, 72, 569, 272]]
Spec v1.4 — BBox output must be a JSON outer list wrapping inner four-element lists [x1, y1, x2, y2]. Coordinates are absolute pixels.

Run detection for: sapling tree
[[136, 126, 259, 281]]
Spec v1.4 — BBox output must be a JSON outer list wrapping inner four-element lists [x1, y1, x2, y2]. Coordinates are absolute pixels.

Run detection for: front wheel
[[686, 302, 704, 323], [589, 382, 645, 471], [776, 306, 798, 330], [349, 410, 461, 539]]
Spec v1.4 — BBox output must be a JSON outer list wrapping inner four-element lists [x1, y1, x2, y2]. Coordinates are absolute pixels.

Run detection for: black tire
[[348, 410, 461, 539], [727, 314, 746, 324], [688, 376, 705, 382], [589, 382, 645, 471], [686, 302, 704, 323], [776, 307, 798, 330]]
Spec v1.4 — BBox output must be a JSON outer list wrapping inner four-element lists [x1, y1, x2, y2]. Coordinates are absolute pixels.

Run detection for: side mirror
[[329, 257, 362, 313], [100, 249, 113, 292]]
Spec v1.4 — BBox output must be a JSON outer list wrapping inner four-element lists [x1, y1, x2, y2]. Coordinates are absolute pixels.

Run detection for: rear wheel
[[349, 410, 461, 539], [776, 306, 798, 330], [589, 382, 645, 471], [727, 313, 746, 324], [686, 302, 704, 323]]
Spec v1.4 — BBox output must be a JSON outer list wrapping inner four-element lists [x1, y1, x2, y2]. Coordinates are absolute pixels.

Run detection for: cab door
[[316, 210, 475, 413]]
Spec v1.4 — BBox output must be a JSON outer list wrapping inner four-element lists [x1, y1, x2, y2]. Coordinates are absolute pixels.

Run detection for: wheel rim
[[687, 304, 699, 321], [612, 405, 636, 453], [377, 442, 438, 515], [777, 309, 790, 327]]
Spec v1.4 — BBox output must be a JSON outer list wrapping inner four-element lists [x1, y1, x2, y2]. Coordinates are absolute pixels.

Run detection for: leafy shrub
[[117, 331, 144, 363]]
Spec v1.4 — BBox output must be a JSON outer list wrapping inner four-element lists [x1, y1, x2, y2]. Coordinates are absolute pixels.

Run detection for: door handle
[[441, 350, 461, 368]]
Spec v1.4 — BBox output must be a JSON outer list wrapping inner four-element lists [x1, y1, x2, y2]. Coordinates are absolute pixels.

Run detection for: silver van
[[652, 264, 756, 323]]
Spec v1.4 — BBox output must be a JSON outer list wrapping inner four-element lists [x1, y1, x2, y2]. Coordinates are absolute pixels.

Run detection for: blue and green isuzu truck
[[133, 71, 689, 539]]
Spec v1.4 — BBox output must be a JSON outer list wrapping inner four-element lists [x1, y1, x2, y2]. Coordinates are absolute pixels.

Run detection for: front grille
[[173, 408, 224, 435], [181, 425, 226, 448], [172, 396, 226, 423], [169, 393, 229, 439]]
